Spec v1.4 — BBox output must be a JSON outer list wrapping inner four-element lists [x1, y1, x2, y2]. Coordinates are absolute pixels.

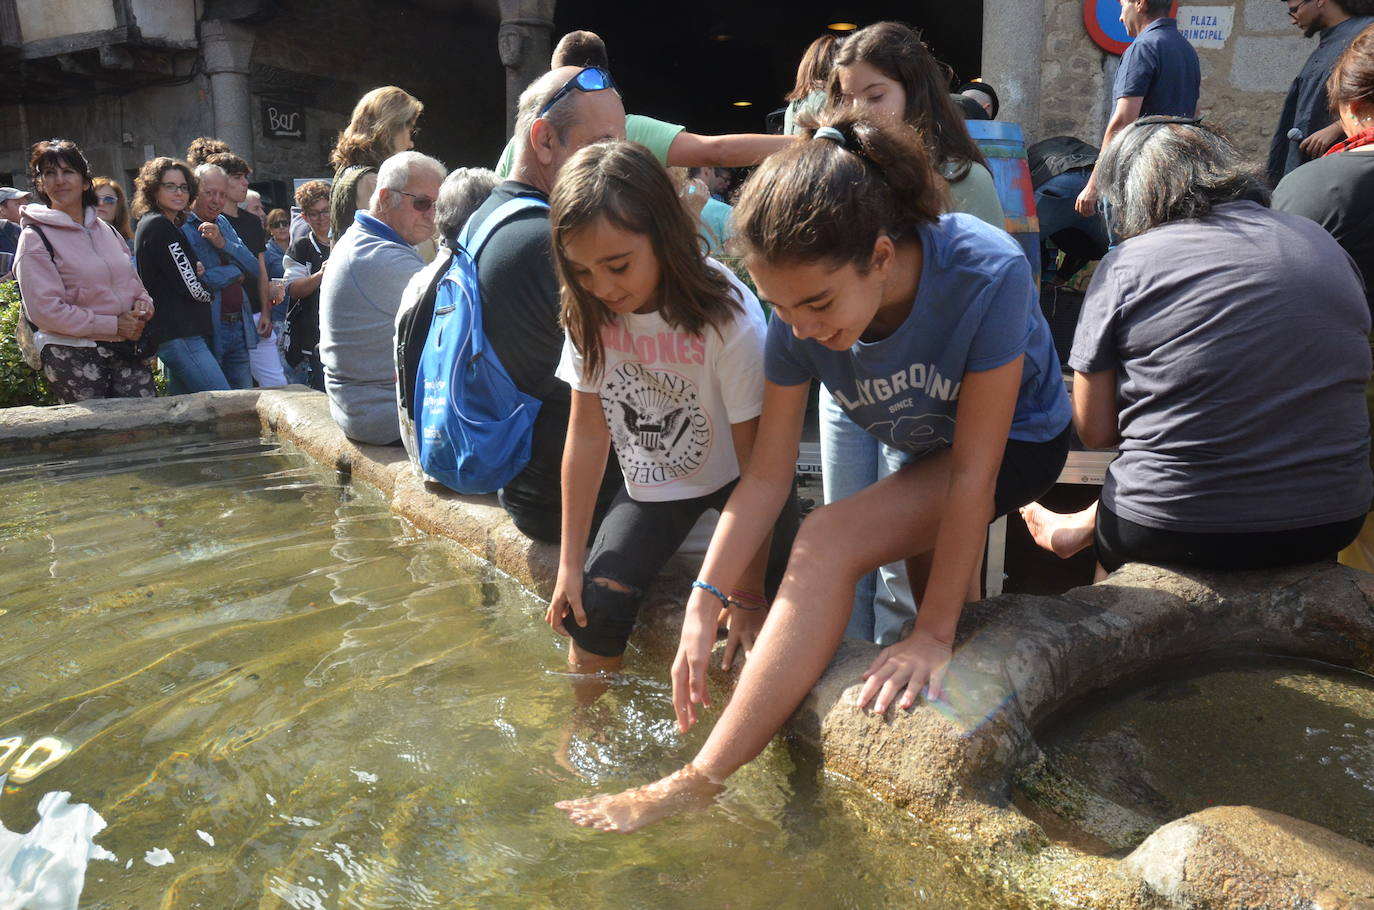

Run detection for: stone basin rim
[[4, 387, 1374, 910]]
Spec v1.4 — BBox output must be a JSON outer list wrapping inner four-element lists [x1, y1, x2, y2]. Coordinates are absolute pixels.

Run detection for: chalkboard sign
[[260, 99, 305, 140]]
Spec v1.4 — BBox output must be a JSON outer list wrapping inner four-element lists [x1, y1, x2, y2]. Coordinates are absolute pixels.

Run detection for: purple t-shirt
[[1071, 201, 1371, 532]]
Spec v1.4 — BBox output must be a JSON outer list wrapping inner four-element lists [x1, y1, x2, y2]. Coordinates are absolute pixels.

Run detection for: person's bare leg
[[555, 584, 627, 772], [1019, 500, 1098, 559], [556, 455, 953, 833]]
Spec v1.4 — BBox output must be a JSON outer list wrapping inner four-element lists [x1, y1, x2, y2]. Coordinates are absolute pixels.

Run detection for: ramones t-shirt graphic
[[601, 361, 712, 488], [556, 259, 769, 503]]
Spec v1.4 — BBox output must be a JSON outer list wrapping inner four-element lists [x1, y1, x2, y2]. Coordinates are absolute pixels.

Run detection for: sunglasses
[[538, 67, 618, 118], [397, 190, 434, 212], [97, 195, 118, 205], [160, 182, 190, 194], [269, 220, 289, 228]]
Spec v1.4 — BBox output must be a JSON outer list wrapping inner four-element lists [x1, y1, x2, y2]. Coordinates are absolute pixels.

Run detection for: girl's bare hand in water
[[857, 628, 953, 714], [546, 567, 585, 636], [720, 600, 766, 671], [671, 593, 718, 732]]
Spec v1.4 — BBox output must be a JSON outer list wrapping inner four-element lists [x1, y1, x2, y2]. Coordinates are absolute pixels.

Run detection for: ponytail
[[731, 109, 948, 271]]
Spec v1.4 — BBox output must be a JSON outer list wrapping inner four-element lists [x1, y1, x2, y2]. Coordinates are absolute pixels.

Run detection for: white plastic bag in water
[[0, 780, 115, 910]]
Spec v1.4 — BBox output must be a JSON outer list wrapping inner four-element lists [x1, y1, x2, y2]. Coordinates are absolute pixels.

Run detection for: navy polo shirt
[[1113, 18, 1201, 117]]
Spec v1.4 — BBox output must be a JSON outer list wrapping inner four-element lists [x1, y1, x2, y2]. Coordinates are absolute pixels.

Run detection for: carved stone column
[[498, 0, 556, 138], [981, 0, 1045, 139], [200, 18, 256, 160]]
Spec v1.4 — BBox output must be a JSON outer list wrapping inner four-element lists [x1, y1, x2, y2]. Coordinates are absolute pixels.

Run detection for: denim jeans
[[158, 335, 230, 396], [818, 388, 914, 646], [273, 311, 311, 386], [215, 318, 253, 390]]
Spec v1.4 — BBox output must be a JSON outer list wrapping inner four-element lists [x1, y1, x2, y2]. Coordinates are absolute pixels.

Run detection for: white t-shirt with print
[[556, 263, 767, 502]]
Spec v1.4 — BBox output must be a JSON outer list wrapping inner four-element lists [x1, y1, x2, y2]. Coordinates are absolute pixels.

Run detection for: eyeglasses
[[160, 182, 190, 194], [397, 190, 434, 212], [304, 207, 330, 220], [538, 67, 619, 118], [97, 194, 118, 205], [1287, 0, 1312, 16]]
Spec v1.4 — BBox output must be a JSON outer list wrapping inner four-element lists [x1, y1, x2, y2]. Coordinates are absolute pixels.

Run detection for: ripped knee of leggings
[[569, 576, 644, 658], [587, 576, 638, 596]]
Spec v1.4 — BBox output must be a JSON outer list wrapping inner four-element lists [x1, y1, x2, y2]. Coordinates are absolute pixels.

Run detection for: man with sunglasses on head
[[1267, 0, 1374, 185], [465, 65, 627, 543], [320, 150, 445, 446], [493, 30, 792, 178]]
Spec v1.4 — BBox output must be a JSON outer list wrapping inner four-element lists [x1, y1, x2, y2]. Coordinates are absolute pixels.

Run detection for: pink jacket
[[15, 203, 153, 341]]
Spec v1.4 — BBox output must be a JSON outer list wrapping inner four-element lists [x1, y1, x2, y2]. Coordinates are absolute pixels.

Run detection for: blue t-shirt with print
[[765, 213, 1070, 458]]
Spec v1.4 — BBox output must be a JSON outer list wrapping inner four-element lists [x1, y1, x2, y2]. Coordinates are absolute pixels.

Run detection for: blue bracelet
[[691, 580, 731, 608]]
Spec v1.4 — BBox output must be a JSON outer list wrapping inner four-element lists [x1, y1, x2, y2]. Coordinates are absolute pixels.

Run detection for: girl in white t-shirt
[[546, 140, 798, 690]]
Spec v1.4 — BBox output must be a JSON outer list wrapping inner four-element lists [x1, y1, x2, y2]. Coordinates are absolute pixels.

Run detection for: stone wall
[[0, 0, 506, 201], [1039, 0, 1311, 168]]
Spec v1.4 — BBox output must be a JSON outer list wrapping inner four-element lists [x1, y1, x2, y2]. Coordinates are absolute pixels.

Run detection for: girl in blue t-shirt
[[557, 112, 1070, 834]]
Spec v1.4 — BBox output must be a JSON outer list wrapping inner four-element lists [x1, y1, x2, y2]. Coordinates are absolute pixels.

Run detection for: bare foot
[[555, 764, 725, 833], [1019, 502, 1096, 559]]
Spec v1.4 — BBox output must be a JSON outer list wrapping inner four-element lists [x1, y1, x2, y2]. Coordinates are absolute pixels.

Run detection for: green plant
[[0, 280, 57, 408]]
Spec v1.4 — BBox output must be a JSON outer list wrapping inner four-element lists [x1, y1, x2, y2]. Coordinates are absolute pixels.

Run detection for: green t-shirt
[[944, 161, 1005, 229], [494, 113, 686, 177]]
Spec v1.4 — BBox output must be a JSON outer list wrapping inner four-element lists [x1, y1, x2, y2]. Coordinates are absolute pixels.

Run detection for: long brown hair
[[92, 177, 132, 239], [786, 34, 842, 102], [551, 140, 741, 384], [131, 157, 198, 224], [731, 109, 947, 271], [830, 21, 986, 181], [329, 86, 423, 171]]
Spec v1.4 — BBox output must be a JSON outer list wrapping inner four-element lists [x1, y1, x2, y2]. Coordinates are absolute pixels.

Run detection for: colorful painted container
[[965, 119, 1040, 274]]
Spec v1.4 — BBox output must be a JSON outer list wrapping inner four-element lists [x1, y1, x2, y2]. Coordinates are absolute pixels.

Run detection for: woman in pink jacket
[[15, 139, 155, 403]]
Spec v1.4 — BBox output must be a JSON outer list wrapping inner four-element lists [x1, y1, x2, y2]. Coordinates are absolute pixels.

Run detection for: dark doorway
[[552, 1, 984, 136]]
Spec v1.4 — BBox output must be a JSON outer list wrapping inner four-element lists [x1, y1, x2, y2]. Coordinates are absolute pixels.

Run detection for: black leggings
[[1095, 502, 1365, 573], [569, 479, 802, 658]]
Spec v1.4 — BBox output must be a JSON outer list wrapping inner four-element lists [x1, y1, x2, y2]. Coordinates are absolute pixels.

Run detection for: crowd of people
[[4, 6, 1372, 834]]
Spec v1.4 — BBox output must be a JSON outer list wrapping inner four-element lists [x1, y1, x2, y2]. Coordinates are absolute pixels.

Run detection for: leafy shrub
[[0, 280, 57, 408]]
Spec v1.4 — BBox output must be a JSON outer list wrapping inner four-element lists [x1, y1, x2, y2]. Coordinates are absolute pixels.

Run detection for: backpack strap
[[24, 223, 55, 261], [457, 195, 550, 260]]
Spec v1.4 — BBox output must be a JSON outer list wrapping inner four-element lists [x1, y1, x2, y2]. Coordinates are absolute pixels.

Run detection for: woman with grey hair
[[1021, 115, 1370, 574], [393, 167, 500, 463], [435, 167, 499, 246]]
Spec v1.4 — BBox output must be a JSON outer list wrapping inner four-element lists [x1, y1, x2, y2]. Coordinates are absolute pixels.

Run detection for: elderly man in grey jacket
[[320, 150, 445, 445]]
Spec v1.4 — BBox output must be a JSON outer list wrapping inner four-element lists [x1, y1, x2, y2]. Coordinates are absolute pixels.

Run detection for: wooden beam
[[0, 0, 21, 50]]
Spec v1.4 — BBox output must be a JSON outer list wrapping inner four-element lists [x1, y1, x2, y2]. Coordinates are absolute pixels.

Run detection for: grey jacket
[[318, 211, 424, 445]]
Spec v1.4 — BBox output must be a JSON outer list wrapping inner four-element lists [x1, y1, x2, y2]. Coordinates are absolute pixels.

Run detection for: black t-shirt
[[466, 180, 617, 514], [286, 233, 330, 349], [135, 213, 212, 348], [1272, 150, 1374, 310], [224, 207, 266, 310]]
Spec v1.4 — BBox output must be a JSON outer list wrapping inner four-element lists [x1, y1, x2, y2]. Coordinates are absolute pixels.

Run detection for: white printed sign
[[1177, 6, 1234, 49]]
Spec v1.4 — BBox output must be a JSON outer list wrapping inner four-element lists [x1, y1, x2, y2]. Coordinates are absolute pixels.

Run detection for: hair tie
[[814, 126, 846, 146]]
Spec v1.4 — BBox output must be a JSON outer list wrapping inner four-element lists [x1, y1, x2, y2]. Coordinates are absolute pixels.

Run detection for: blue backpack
[[413, 196, 547, 494]]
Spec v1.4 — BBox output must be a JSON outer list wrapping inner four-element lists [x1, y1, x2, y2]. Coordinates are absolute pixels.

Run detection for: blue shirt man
[[182, 209, 259, 389], [1114, 17, 1201, 117], [1076, 1, 1202, 216]]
